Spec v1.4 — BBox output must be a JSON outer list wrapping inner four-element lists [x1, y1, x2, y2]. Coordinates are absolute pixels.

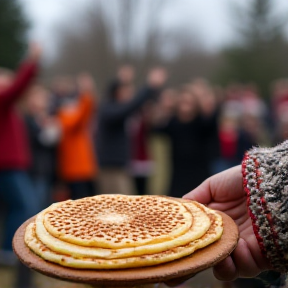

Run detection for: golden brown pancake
[[35, 201, 210, 259], [24, 206, 222, 269], [23, 195, 224, 271], [43, 195, 193, 248]]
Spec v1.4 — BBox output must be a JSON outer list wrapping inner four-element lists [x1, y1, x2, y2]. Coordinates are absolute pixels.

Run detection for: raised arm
[[102, 68, 167, 123], [102, 86, 160, 123], [0, 43, 41, 108]]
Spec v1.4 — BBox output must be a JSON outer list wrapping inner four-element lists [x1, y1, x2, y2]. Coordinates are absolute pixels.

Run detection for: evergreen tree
[[218, 0, 288, 98], [0, 0, 29, 69]]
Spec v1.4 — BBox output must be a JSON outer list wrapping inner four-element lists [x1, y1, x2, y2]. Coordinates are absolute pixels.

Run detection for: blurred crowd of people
[[1, 45, 288, 287]]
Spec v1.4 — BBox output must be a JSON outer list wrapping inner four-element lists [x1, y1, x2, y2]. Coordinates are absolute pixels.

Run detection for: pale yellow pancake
[[25, 207, 222, 269], [43, 195, 193, 249], [35, 201, 210, 259]]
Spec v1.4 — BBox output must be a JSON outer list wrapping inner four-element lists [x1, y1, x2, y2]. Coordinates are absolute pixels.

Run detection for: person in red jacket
[[0, 44, 41, 267]]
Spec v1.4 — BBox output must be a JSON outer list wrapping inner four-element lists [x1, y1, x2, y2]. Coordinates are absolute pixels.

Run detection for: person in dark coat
[[96, 68, 166, 195], [154, 83, 219, 198]]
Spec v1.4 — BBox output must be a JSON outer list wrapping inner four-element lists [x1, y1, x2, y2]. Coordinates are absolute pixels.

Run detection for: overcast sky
[[21, 0, 288, 59]]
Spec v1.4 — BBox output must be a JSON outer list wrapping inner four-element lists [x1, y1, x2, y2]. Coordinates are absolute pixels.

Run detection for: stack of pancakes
[[24, 195, 223, 269]]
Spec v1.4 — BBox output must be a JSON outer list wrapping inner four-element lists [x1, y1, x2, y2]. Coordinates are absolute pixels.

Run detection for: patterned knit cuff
[[242, 140, 288, 273]]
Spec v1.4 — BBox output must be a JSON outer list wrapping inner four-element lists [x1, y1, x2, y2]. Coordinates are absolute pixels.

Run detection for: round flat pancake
[[43, 195, 193, 248], [24, 205, 218, 269], [35, 201, 210, 259], [13, 211, 238, 287]]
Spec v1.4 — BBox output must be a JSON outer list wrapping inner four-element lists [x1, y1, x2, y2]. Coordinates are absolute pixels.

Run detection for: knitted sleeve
[[242, 140, 288, 272]]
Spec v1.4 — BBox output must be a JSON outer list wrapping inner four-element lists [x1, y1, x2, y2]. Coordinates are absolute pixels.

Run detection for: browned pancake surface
[[43, 195, 192, 248]]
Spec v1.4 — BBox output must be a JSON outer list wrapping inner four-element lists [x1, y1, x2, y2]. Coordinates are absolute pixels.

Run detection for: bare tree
[[44, 0, 220, 92]]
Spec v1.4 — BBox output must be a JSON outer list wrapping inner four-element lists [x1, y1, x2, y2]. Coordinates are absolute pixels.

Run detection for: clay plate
[[13, 211, 238, 287]]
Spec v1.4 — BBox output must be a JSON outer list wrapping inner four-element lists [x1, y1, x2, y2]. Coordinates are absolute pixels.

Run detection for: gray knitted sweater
[[242, 140, 288, 274]]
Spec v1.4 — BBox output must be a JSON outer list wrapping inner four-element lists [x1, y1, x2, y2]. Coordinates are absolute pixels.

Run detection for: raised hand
[[28, 42, 42, 61]]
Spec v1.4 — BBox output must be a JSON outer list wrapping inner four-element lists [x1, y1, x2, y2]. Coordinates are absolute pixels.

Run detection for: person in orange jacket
[[57, 73, 98, 199]]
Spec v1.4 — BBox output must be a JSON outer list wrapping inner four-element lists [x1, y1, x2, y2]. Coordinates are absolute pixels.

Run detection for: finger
[[211, 166, 244, 202], [208, 197, 245, 211], [164, 273, 195, 287], [232, 238, 262, 278], [208, 198, 248, 224], [213, 256, 238, 281], [240, 227, 271, 271]]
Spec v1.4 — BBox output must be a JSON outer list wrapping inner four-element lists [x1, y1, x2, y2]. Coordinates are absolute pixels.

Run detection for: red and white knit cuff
[[242, 141, 288, 272]]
